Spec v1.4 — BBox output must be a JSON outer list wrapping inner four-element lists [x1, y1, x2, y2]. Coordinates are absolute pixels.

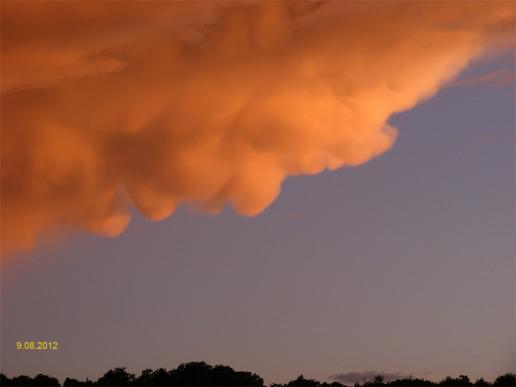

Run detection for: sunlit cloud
[[1, 1, 513, 256]]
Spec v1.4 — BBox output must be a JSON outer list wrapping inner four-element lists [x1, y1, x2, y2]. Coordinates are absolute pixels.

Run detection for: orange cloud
[[1, 1, 513, 256]]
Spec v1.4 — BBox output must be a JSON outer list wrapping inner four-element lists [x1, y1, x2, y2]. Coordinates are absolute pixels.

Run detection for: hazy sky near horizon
[[1, 1, 515, 385]]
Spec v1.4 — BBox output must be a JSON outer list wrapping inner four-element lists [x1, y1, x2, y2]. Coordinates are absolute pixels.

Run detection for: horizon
[[1, 360, 515, 386]]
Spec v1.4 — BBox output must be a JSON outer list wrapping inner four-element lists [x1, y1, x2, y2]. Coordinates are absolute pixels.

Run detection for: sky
[[1, 1, 515, 385]]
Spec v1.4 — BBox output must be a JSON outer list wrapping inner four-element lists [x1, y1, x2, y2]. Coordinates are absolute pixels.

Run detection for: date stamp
[[16, 341, 58, 351]]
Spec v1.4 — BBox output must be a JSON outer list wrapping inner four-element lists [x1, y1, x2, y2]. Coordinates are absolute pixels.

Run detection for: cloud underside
[[1, 1, 513, 255]]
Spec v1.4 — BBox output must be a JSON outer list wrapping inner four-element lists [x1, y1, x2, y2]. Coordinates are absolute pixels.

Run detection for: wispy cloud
[[447, 68, 516, 88], [330, 371, 412, 384]]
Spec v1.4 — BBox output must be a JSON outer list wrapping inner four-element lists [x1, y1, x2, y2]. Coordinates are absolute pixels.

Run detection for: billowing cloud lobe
[[1, 1, 513, 255]]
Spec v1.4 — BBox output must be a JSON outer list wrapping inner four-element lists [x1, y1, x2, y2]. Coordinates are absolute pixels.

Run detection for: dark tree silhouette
[[285, 375, 321, 386], [1, 373, 11, 386], [0, 373, 60, 386], [10, 375, 33, 386], [1, 364, 514, 387], [63, 377, 94, 386], [131, 369, 153, 386], [493, 374, 516, 387], [167, 361, 264, 386], [439, 375, 472, 386], [33, 374, 60, 386], [388, 378, 435, 386], [132, 368, 170, 386], [96, 368, 135, 386], [361, 375, 386, 387], [271, 375, 346, 387]]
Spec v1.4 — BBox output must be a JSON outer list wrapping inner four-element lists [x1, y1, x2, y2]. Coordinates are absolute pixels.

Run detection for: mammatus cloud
[[0, 1, 513, 256], [330, 371, 411, 384], [447, 67, 516, 88]]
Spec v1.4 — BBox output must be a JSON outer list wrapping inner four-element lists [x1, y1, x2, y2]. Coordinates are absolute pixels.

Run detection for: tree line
[[1, 362, 515, 386]]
